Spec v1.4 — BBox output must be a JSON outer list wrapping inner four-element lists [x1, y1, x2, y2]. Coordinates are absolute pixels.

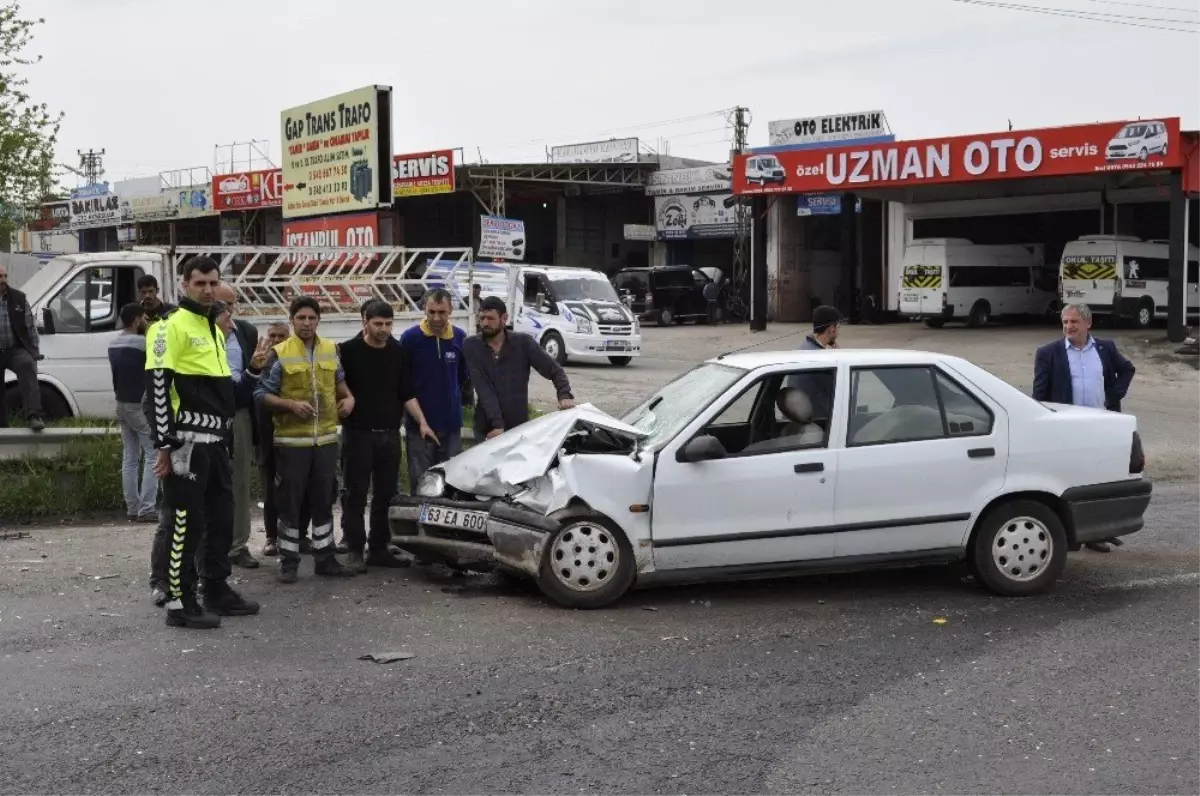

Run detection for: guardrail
[[0, 426, 477, 461]]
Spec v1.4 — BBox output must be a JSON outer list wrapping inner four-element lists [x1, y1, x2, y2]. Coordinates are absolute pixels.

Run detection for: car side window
[[46, 270, 90, 334], [708, 383, 759, 427], [704, 369, 836, 456], [934, 370, 994, 436], [849, 366, 992, 446]]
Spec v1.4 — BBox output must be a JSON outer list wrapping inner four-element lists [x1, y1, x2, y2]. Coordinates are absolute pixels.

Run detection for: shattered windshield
[[621, 362, 745, 451]]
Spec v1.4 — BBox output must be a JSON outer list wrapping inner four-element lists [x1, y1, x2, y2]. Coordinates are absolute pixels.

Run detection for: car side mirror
[[40, 307, 55, 335], [676, 434, 727, 463]]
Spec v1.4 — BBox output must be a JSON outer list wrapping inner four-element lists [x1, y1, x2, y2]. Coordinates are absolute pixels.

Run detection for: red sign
[[392, 149, 455, 197], [734, 118, 1183, 195], [281, 212, 380, 308], [212, 168, 283, 211]]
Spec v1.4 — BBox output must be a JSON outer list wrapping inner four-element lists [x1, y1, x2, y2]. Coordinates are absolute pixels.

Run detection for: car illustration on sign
[[1105, 121, 1169, 162], [390, 349, 1151, 609], [744, 154, 786, 185]]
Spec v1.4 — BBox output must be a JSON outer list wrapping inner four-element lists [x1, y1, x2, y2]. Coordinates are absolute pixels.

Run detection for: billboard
[[69, 183, 121, 229], [645, 164, 732, 196], [735, 118, 1183, 196], [654, 193, 739, 239], [280, 84, 394, 219], [174, 184, 217, 219], [767, 110, 891, 149], [212, 168, 284, 211], [282, 212, 381, 308], [478, 216, 526, 260], [550, 137, 638, 164], [393, 149, 455, 197]]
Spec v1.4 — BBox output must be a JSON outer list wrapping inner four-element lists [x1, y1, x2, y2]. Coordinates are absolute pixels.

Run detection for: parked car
[[390, 349, 1151, 609], [614, 265, 714, 326]]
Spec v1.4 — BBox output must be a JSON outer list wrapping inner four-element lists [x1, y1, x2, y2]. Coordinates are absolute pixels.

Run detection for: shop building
[[735, 116, 1200, 340]]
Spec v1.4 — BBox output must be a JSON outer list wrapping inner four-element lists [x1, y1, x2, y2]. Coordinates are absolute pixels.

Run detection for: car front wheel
[[970, 499, 1067, 596], [537, 513, 636, 609]]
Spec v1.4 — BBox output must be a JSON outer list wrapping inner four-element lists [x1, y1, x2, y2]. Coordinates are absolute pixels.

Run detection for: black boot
[[202, 579, 261, 616], [314, 556, 355, 578], [165, 592, 221, 629]]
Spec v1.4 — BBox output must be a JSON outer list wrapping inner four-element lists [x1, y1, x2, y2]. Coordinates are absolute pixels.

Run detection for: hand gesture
[[485, 428, 504, 440], [337, 396, 355, 418], [291, 399, 316, 419], [558, 397, 575, 410], [419, 422, 440, 445], [250, 337, 271, 370]]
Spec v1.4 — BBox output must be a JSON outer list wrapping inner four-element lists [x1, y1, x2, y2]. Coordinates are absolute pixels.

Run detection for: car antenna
[[715, 329, 808, 359]]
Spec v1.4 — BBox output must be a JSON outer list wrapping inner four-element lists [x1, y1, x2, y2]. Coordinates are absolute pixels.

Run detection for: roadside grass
[[0, 404, 544, 522]]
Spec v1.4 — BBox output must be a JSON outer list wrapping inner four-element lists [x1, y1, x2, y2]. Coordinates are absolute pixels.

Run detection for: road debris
[[358, 651, 416, 664]]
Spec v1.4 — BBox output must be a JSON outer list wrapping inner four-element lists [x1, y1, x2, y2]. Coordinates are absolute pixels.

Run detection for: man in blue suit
[[1032, 302, 1137, 552]]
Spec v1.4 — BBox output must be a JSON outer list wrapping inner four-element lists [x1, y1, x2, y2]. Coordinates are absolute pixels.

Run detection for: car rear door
[[831, 362, 1008, 559]]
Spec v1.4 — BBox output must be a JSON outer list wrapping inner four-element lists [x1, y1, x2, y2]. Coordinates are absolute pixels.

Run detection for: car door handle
[[968, 447, 995, 459], [794, 462, 824, 473]]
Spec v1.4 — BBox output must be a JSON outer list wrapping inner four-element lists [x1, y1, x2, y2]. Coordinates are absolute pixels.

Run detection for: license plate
[[606, 340, 631, 351], [902, 292, 920, 304], [419, 504, 488, 532]]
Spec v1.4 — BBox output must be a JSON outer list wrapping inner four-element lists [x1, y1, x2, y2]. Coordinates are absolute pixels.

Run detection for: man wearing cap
[[800, 305, 842, 350], [787, 305, 842, 423]]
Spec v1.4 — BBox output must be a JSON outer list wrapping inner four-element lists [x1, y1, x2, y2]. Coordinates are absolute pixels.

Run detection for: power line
[[949, 0, 1200, 30], [1060, 0, 1198, 13]]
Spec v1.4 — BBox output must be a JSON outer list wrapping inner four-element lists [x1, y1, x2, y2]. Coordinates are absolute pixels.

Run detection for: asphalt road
[[1, 321, 1196, 794]]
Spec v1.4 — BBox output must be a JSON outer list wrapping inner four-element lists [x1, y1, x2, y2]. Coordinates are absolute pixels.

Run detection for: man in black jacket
[[0, 264, 45, 432], [1032, 302, 1137, 552], [463, 297, 574, 441], [215, 282, 269, 568]]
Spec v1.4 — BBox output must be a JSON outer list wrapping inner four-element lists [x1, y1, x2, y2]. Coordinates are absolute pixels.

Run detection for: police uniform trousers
[[159, 440, 234, 604]]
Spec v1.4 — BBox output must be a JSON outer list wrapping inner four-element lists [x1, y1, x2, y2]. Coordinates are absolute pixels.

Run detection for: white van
[[744, 154, 786, 186], [1105, 121, 1170, 162], [1059, 235, 1199, 328], [513, 265, 642, 366], [898, 238, 1056, 328]]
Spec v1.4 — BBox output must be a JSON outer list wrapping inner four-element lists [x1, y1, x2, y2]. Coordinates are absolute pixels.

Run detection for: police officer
[[145, 256, 260, 629]]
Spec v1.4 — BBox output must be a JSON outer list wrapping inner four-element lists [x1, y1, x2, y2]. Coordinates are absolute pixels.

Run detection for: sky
[[22, 0, 1200, 187]]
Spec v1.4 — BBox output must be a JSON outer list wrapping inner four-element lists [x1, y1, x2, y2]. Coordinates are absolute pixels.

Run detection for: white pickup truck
[[4, 245, 492, 421]]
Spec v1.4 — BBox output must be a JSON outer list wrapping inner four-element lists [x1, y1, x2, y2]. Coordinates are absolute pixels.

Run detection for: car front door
[[831, 363, 1008, 559], [651, 366, 842, 572]]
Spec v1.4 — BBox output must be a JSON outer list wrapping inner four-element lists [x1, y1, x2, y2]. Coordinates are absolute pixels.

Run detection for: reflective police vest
[[145, 301, 234, 447], [272, 335, 339, 447]]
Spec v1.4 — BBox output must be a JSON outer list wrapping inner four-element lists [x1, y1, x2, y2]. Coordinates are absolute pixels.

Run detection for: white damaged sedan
[[389, 349, 1152, 608]]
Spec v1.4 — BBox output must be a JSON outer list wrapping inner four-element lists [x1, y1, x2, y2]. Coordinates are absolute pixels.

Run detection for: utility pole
[[729, 106, 751, 323], [76, 149, 106, 185]]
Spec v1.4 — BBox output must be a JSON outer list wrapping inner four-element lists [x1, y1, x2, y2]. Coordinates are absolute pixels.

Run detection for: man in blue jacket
[[1032, 302, 1137, 552], [400, 288, 473, 492]]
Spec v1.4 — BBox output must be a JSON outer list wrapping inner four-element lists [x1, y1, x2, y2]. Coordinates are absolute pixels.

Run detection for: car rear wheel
[[924, 318, 946, 329], [537, 513, 636, 609], [608, 356, 632, 366], [970, 499, 1067, 596], [541, 331, 567, 365]]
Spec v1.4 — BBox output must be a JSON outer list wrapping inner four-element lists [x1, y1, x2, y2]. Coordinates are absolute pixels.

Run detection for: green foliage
[[0, 437, 124, 520], [0, 2, 63, 237]]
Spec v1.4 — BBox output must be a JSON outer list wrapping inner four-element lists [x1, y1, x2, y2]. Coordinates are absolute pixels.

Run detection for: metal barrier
[[0, 426, 477, 462]]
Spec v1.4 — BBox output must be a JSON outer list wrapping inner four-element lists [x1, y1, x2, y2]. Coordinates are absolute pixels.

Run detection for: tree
[[0, 2, 62, 237]]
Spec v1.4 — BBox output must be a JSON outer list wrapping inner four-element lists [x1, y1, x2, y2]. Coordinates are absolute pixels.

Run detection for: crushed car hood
[[440, 404, 647, 498]]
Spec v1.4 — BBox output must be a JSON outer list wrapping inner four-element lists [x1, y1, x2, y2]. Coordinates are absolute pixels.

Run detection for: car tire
[[608, 356, 632, 366], [1134, 298, 1154, 330], [541, 330, 567, 365], [924, 318, 946, 329], [970, 499, 1067, 597], [967, 301, 991, 328], [39, 385, 71, 421], [536, 513, 636, 609], [657, 307, 674, 327]]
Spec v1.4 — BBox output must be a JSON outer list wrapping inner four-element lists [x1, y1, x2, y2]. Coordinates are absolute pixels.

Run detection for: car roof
[[708, 348, 959, 370]]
